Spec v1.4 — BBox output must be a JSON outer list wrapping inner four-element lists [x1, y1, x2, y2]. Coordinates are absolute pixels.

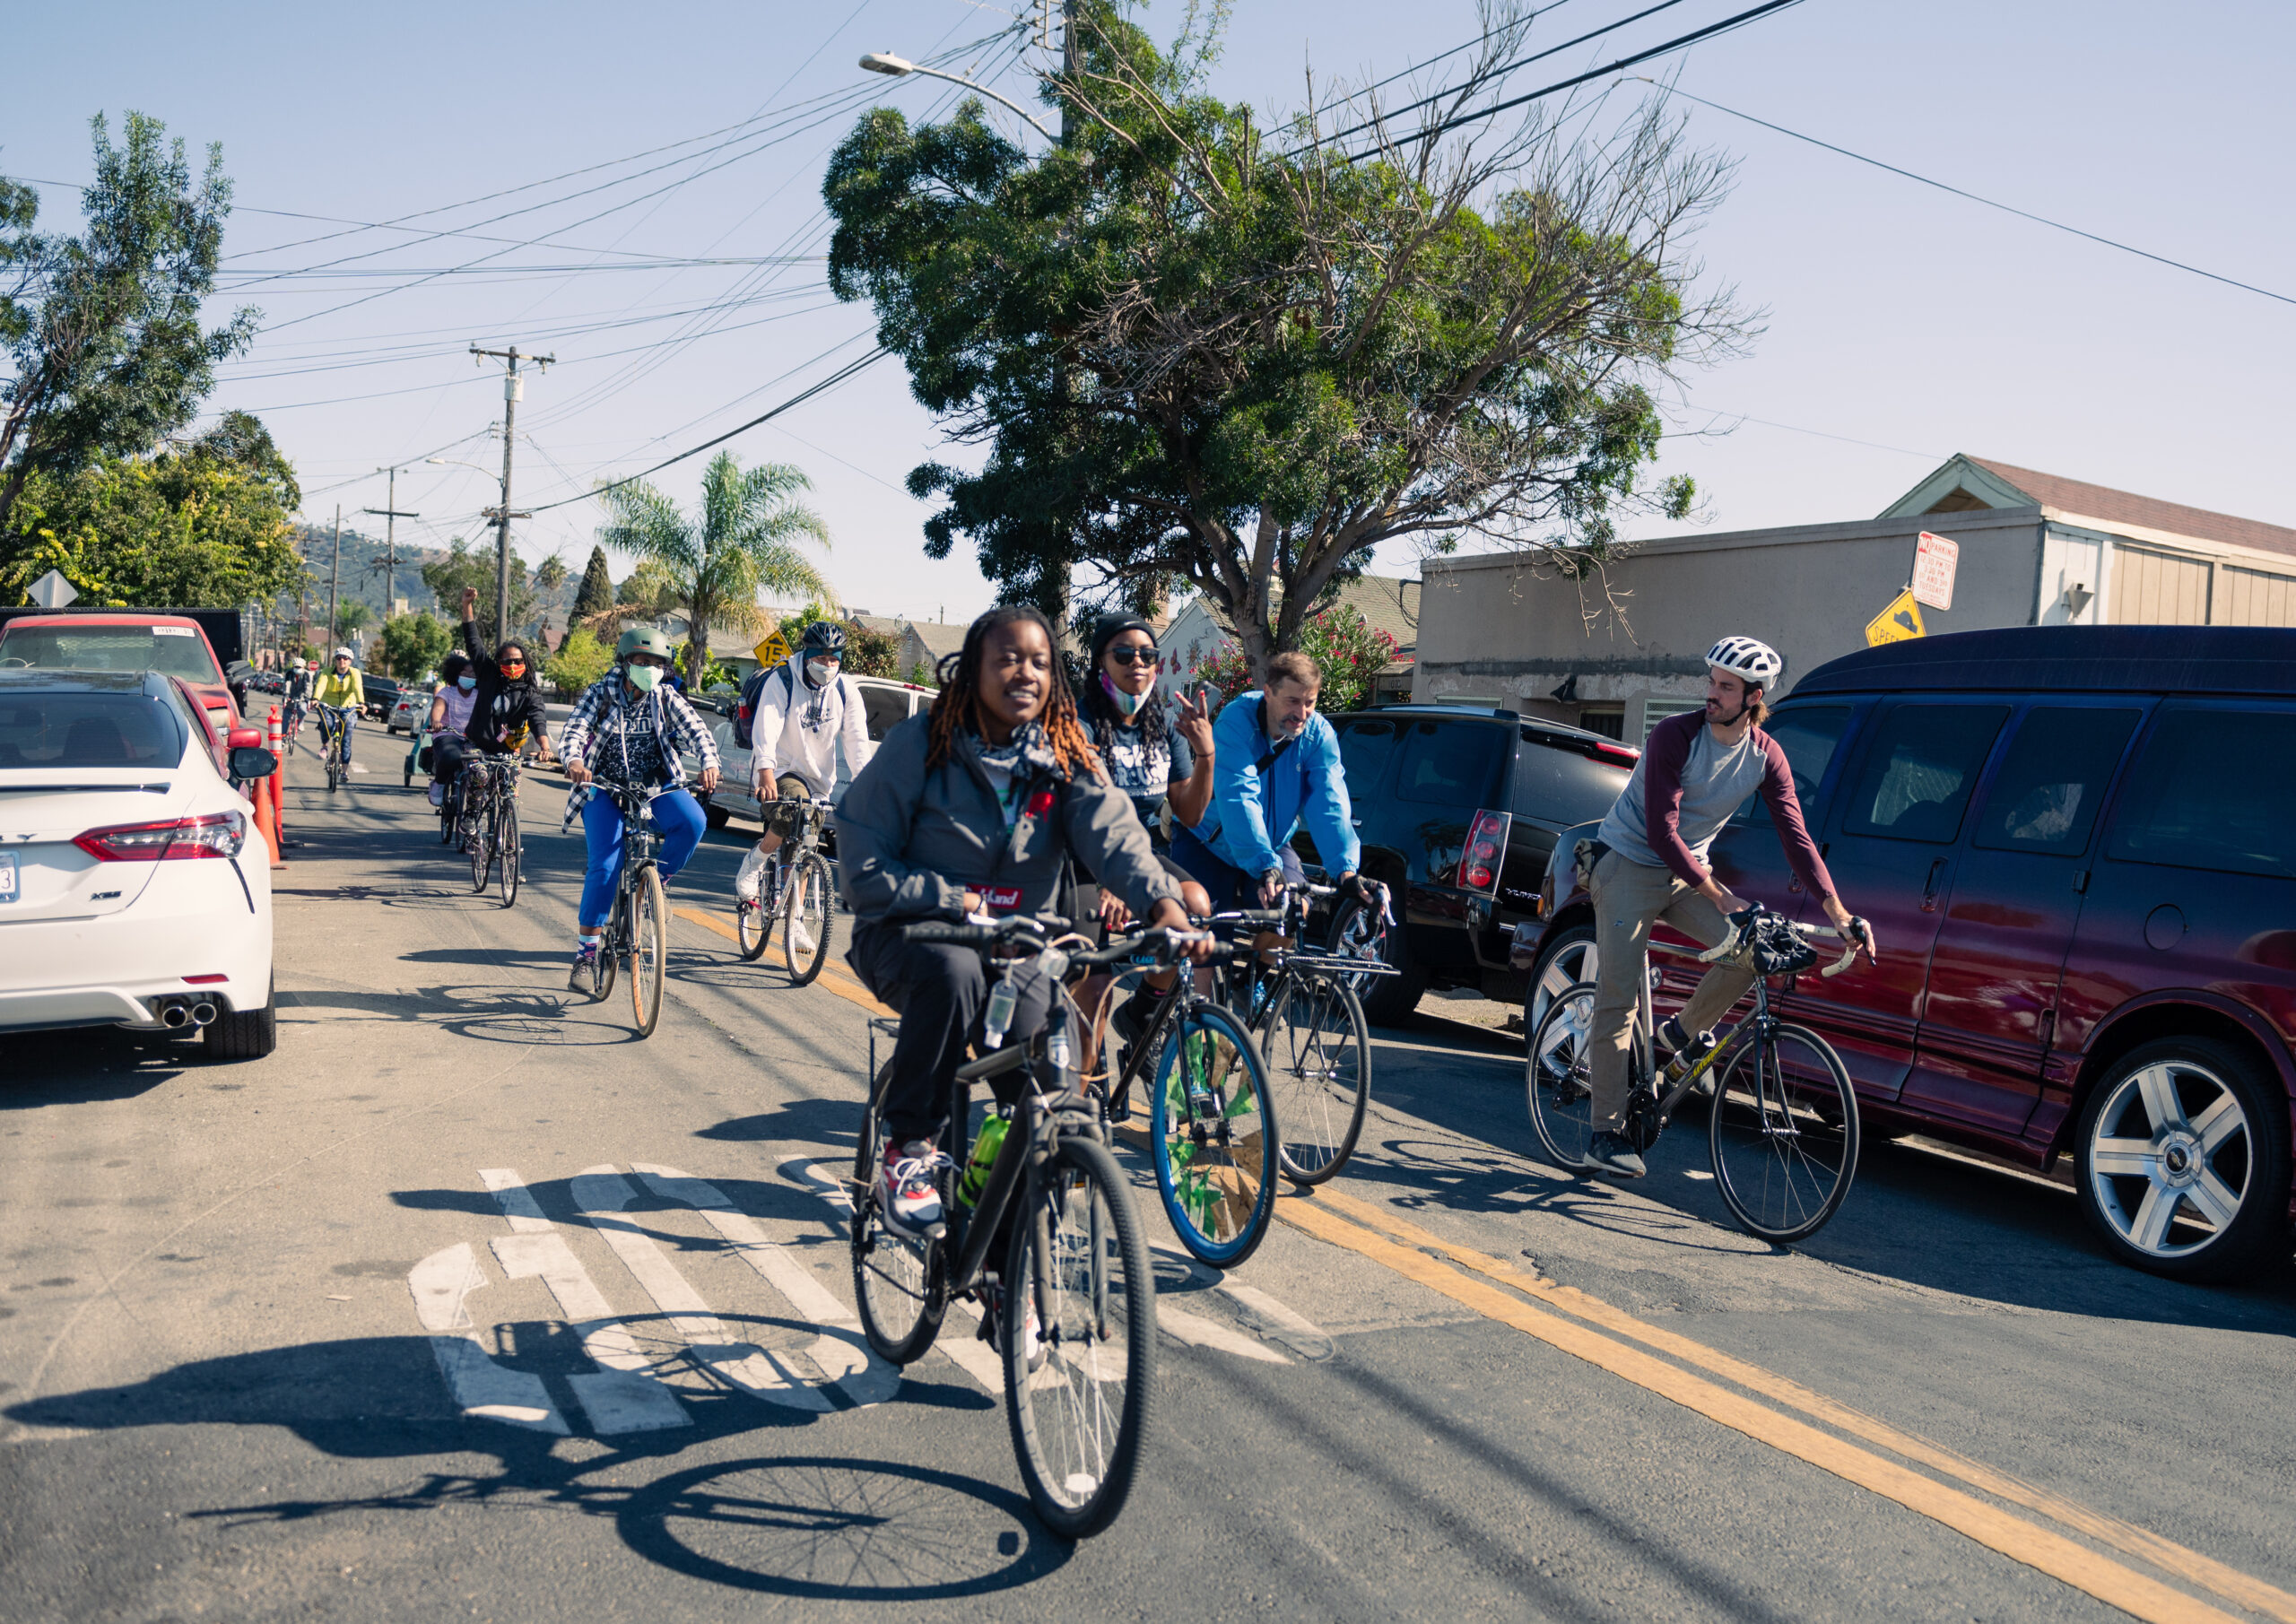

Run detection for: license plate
[[0, 852, 15, 903]]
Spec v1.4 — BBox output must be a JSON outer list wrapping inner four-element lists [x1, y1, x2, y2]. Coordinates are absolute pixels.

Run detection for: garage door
[[2110, 543, 2211, 623]]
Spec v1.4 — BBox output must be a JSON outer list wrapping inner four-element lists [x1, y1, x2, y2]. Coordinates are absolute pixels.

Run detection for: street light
[[858, 51, 1056, 140]]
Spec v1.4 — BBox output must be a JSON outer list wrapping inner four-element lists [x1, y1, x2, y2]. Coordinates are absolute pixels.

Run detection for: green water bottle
[[958, 1113, 1010, 1208]]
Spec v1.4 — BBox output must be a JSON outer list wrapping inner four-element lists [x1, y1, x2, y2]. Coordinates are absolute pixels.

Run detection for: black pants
[[848, 920, 1068, 1146], [430, 733, 467, 787]]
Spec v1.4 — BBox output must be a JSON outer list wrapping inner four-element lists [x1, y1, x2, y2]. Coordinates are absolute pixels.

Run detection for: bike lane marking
[[1275, 1190, 2248, 1624], [405, 1243, 568, 1434], [490, 1227, 693, 1435]]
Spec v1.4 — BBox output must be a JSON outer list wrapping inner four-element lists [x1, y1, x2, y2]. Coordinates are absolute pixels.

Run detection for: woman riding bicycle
[[557, 624, 721, 991], [423, 651, 476, 810], [835, 605, 1210, 1237], [455, 587, 553, 769]]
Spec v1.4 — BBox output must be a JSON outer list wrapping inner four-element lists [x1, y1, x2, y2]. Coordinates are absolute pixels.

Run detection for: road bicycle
[[457, 754, 523, 909], [851, 915, 1163, 1538], [735, 794, 836, 985], [312, 703, 353, 793], [1526, 906, 1866, 1243], [562, 777, 669, 1038]]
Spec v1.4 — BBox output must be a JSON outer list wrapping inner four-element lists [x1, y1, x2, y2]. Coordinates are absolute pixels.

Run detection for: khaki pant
[[1587, 851, 1753, 1131]]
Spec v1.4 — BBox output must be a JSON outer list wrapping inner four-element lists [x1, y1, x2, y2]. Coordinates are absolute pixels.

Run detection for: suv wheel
[[1526, 924, 1598, 1037], [204, 976, 279, 1062], [2073, 1036, 2289, 1282]]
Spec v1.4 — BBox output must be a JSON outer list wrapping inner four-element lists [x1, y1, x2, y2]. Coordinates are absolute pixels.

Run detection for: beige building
[[1414, 453, 2296, 740], [1160, 574, 1421, 702]]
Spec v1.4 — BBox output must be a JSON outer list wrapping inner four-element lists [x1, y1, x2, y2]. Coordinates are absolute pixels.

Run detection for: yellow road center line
[[1274, 1195, 2235, 1624], [1298, 1186, 2296, 1624]]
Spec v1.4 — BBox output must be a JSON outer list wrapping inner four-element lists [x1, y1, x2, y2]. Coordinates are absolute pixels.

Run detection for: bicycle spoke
[[1709, 1024, 1858, 1243]]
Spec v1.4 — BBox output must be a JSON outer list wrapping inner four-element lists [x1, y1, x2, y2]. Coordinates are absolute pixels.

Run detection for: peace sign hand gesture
[[1174, 685, 1215, 759]]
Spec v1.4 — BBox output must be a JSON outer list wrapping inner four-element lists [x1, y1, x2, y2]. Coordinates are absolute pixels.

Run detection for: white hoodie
[[752, 656, 868, 796]]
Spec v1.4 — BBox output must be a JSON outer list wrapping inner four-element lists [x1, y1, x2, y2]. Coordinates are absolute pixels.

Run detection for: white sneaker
[[787, 917, 814, 957], [735, 845, 769, 903], [428, 783, 445, 807]]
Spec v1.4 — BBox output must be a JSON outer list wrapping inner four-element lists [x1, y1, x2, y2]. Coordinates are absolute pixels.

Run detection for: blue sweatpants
[[579, 787, 706, 932]]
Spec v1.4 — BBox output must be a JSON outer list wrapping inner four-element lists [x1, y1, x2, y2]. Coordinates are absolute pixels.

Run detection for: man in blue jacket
[[1173, 649, 1366, 910]]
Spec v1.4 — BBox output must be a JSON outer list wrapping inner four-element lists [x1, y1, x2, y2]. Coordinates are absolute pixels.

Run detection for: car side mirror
[[230, 744, 279, 779]]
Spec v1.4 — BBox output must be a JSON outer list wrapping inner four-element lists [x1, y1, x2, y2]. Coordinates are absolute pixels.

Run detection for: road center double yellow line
[[1281, 1185, 2289, 1624]]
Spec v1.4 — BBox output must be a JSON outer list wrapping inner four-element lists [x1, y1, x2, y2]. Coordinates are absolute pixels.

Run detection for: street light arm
[[859, 55, 1055, 141]]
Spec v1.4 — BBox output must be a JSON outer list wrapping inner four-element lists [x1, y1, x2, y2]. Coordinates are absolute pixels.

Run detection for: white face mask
[[626, 664, 663, 693], [805, 658, 836, 687]]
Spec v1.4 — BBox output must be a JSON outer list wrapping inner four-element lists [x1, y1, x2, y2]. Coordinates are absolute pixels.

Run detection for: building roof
[[1796, 624, 2296, 699], [903, 620, 970, 659], [1327, 575, 1420, 652], [1880, 453, 2296, 560]]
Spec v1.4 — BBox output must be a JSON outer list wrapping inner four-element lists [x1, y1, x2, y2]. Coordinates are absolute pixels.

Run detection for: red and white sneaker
[[877, 1140, 947, 1237]]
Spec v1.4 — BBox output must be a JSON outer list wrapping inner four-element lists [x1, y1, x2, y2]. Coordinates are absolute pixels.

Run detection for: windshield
[[0, 690, 187, 769], [0, 625, 222, 684]]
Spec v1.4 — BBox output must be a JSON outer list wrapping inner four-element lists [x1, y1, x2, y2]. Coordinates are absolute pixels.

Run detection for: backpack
[[733, 663, 796, 751]]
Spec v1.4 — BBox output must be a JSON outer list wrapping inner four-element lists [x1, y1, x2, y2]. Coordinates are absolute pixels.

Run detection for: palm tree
[[589, 451, 832, 688]]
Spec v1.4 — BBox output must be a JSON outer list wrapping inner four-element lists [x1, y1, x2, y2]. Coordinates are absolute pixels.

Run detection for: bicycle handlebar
[[1685, 910, 1869, 978]]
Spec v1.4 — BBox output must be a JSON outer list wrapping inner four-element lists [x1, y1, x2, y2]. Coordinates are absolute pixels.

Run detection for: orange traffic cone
[[265, 706, 290, 864], [251, 760, 283, 866]]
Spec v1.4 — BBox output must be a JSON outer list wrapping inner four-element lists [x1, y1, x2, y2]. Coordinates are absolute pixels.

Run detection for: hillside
[[285, 524, 580, 636]]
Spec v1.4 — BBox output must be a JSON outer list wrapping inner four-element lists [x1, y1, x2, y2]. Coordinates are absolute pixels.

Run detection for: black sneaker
[[1584, 1130, 1648, 1180]]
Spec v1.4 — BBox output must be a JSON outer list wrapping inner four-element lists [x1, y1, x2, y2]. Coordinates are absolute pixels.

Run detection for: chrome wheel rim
[[1529, 936, 1598, 1033], [2087, 1059, 2253, 1260]]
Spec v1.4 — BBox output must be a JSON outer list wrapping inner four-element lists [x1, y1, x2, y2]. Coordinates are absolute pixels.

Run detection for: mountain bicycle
[[1526, 906, 1866, 1243], [313, 703, 353, 793], [562, 777, 669, 1038], [735, 794, 836, 985], [851, 915, 1164, 1538], [458, 754, 523, 909]]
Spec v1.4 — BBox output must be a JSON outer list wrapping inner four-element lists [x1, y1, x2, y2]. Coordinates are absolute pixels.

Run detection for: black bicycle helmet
[[801, 621, 847, 658]]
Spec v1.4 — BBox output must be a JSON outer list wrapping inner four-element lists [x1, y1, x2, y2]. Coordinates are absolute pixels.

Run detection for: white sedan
[[0, 669, 278, 1058]]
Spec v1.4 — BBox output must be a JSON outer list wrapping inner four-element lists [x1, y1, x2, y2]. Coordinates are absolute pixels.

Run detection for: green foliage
[[333, 599, 376, 641], [419, 537, 537, 648], [822, 4, 1732, 673], [673, 641, 741, 691], [544, 627, 613, 696], [593, 449, 832, 687], [1188, 603, 1396, 711], [0, 112, 259, 542], [908, 658, 935, 687], [572, 544, 613, 621], [843, 620, 901, 679], [1188, 642, 1252, 704], [535, 555, 569, 598], [376, 611, 453, 679]]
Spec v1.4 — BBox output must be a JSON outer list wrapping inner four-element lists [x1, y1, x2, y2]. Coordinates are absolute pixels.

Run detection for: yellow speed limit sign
[[752, 629, 792, 668], [1864, 589, 1925, 647]]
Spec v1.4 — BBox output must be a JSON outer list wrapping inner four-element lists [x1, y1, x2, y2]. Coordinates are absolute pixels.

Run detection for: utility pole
[[326, 506, 344, 654], [361, 465, 419, 621], [469, 344, 552, 646]]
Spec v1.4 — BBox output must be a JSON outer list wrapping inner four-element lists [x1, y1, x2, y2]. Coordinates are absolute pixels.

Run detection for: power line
[[1335, 0, 1592, 109], [1639, 79, 2296, 308]]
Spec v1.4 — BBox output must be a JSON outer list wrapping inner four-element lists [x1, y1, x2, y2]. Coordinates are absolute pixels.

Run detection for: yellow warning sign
[[752, 630, 792, 668], [1864, 590, 1926, 647]]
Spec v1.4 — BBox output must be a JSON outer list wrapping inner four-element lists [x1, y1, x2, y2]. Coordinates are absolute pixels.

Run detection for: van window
[[1842, 704, 2008, 844], [1971, 707, 2139, 856], [1333, 717, 1401, 798], [1516, 737, 1631, 826], [1396, 719, 1507, 807], [2106, 704, 2296, 880], [1737, 705, 1851, 829], [861, 686, 909, 742]]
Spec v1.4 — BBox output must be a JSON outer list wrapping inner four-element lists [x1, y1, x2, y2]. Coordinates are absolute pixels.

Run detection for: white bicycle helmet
[[1705, 635, 1782, 688]]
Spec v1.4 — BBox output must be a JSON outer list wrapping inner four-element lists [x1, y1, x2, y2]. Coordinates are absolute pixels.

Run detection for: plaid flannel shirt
[[556, 674, 720, 822]]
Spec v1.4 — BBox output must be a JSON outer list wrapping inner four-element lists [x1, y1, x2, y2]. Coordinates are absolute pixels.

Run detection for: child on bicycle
[[835, 605, 1209, 1237]]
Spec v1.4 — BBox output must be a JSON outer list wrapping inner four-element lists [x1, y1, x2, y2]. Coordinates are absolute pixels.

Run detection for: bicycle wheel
[[439, 779, 458, 845], [1265, 973, 1370, 1185], [1004, 1134, 1156, 1539], [1526, 980, 1599, 1174], [1148, 1003, 1279, 1268], [1709, 1021, 1859, 1243], [779, 851, 832, 986], [735, 860, 773, 961], [628, 862, 666, 1037], [494, 795, 520, 909], [850, 1073, 949, 1365], [466, 783, 492, 893]]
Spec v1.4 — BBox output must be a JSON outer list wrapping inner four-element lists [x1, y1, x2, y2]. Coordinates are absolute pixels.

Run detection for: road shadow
[[0, 1027, 202, 1102], [4, 1336, 1062, 1597], [391, 1163, 845, 1242]]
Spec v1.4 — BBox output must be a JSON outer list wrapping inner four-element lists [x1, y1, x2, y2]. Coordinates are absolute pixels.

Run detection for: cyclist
[[309, 649, 365, 768], [283, 657, 314, 741], [455, 587, 552, 768], [423, 652, 476, 809], [733, 621, 869, 950], [835, 604, 1209, 1237], [1171, 648, 1375, 916], [1578, 635, 1874, 1180], [558, 625, 722, 991]]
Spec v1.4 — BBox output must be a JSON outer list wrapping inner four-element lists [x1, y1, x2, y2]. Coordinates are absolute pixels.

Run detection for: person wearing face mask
[[733, 621, 869, 945], [456, 587, 555, 769], [423, 652, 478, 810], [557, 624, 723, 990]]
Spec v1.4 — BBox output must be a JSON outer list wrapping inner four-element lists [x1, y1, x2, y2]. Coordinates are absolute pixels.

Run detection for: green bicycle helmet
[[615, 626, 674, 661]]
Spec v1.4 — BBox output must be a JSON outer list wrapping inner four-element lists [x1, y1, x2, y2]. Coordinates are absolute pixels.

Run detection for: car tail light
[[1460, 809, 1510, 893], [74, 811, 248, 862]]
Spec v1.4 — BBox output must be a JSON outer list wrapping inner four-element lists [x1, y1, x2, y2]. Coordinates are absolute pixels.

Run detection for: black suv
[[1292, 705, 1638, 1023]]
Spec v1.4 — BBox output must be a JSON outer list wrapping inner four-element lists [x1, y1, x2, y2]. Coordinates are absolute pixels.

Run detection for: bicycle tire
[[780, 851, 832, 986], [1265, 972, 1371, 1185], [1004, 1133, 1156, 1539], [495, 795, 520, 909], [850, 1070, 950, 1365], [1708, 1020, 1859, 1243], [735, 864, 773, 960], [1148, 1003, 1279, 1268], [629, 862, 666, 1037], [439, 782, 457, 845], [1526, 979, 1600, 1175], [466, 780, 492, 893]]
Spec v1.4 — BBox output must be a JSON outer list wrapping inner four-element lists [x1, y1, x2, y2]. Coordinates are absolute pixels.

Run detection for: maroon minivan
[[1526, 625, 2296, 1282]]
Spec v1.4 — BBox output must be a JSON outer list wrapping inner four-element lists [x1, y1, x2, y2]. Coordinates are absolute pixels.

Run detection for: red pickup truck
[[0, 609, 254, 765]]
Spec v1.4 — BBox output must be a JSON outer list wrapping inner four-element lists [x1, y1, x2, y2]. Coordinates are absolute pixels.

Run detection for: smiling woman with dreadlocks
[[834, 605, 1210, 1238]]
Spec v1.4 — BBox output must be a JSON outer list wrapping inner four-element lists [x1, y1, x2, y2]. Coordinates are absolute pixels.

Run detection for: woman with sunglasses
[[457, 586, 556, 770]]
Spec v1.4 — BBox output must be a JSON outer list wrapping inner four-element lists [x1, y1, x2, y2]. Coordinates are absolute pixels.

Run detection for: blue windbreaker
[[1187, 690, 1361, 876]]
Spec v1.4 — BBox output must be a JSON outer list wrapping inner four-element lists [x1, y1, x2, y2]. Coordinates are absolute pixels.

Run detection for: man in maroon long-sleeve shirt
[[1577, 637, 1873, 1178]]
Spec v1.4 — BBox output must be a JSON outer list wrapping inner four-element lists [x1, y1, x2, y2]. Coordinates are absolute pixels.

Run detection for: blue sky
[[8, 0, 2291, 623]]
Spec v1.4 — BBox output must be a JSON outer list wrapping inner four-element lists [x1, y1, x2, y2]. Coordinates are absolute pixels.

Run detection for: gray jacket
[[834, 712, 1183, 925]]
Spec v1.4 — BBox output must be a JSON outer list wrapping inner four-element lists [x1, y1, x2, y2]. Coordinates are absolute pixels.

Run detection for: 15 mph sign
[[1912, 532, 1960, 611]]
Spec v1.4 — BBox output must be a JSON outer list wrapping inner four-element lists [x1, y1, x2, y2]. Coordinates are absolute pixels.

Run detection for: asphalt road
[[4, 745, 2295, 1623]]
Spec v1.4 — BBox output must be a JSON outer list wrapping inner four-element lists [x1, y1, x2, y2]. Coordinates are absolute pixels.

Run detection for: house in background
[[1160, 574, 1420, 703], [897, 617, 970, 684], [1414, 452, 2296, 740]]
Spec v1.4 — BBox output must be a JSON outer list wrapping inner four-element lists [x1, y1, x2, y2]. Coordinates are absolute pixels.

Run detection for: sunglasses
[[1106, 646, 1161, 668]]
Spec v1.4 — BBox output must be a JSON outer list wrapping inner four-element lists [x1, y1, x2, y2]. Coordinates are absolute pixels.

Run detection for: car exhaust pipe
[[160, 1003, 190, 1029], [190, 1003, 219, 1027]]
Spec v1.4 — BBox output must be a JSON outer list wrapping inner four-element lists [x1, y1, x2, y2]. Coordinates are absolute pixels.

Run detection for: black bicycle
[[313, 702, 353, 793], [735, 794, 835, 985], [1526, 906, 1866, 1243], [455, 754, 523, 908], [562, 777, 669, 1037], [851, 915, 1163, 1539]]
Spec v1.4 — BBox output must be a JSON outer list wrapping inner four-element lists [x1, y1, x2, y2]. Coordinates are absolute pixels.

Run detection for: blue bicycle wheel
[[1147, 1003, 1279, 1268]]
